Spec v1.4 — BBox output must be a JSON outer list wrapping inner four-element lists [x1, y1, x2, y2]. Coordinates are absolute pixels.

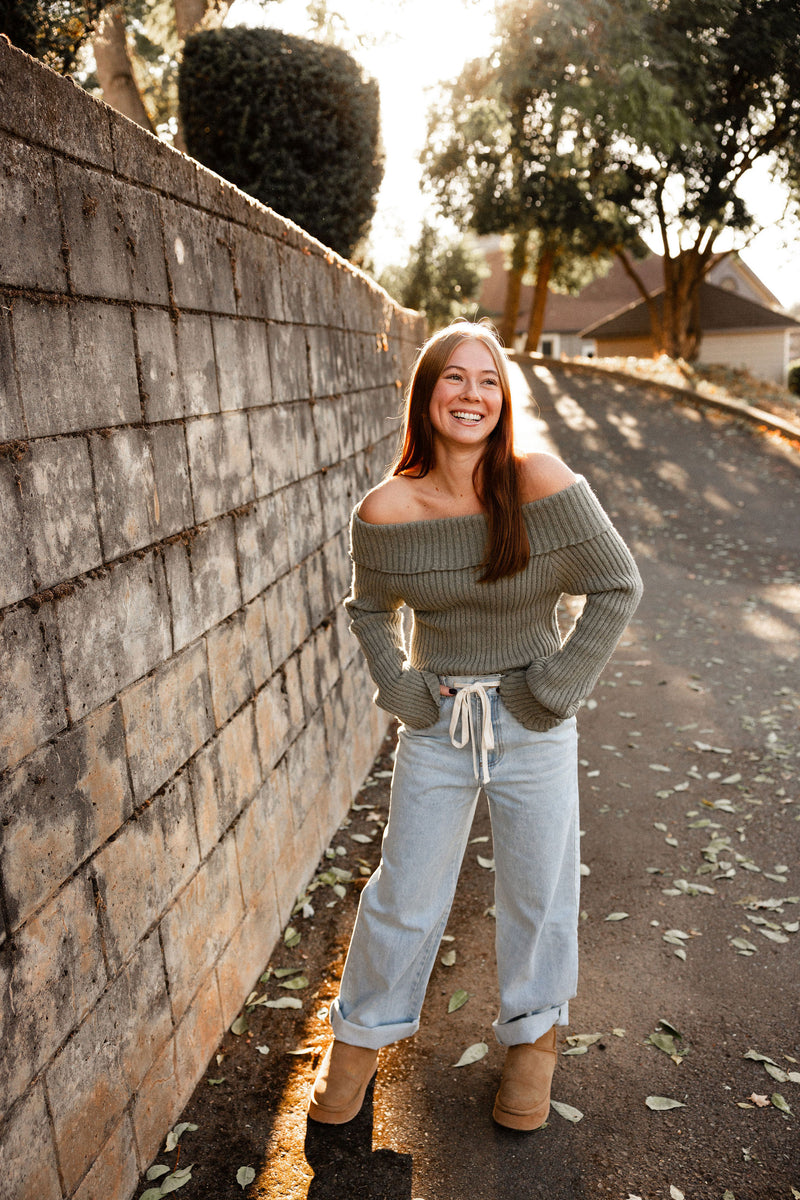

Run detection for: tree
[[423, 1, 643, 350], [500, 0, 800, 360], [179, 26, 383, 259], [0, 0, 110, 74], [379, 222, 487, 332]]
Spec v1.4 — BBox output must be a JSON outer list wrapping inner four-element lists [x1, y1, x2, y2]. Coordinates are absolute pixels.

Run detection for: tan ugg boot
[[307, 1040, 379, 1124], [492, 1026, 558, 1131]]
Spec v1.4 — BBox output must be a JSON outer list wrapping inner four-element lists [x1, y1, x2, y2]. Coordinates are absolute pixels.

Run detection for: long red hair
[[391, 322, 529, 583]]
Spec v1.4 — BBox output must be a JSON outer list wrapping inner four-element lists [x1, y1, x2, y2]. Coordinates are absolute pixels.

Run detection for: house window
[[540, 338, 555, 356]]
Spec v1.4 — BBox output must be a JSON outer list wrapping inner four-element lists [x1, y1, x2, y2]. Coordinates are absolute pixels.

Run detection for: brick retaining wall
[[0, 41, 424, 1199]]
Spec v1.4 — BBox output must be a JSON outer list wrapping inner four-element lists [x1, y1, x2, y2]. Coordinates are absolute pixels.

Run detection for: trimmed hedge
[[788, 359, 800, 397], [179, 26, 384, 259]]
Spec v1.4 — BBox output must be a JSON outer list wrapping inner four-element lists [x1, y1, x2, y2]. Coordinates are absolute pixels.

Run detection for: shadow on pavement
[[304, 1080, 413, 1199]]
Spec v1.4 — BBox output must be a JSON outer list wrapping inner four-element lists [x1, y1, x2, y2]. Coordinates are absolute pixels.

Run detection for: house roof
[[581, 280, 800, 339]]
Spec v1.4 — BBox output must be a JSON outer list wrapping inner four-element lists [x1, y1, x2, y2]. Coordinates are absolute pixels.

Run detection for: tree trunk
[[498, 230, 528, 348], [174, 0, 208, 41], [523, 240, 557, 353], [662, 249, 706, 361], [93, 6, 156, 133]]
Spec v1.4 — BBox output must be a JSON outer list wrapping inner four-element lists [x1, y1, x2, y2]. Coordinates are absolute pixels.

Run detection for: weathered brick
[[0, 455, 32, 608], [231, 224, 285, 321], [14, 299, 141, 438], [93, 770, 200, 969], [285, 708, 330, 828], [0, 139, 65, 292], [190, 704, 262, 858], [263, 567, 310, 668], [282, 474, 325, 563], [72, 1115, 139, 1200], [57, 160, 169, 305], [212, 316, 271, 411], [176, 311, 221, 416], [249, 403, 299, 495], [0, 871, 106, 1120], [215, 890, 280, 1028], [46, 931, 171, 1193], [91, 424, 192, 558], [254, 673, 292, 776], [109, 105, 198, 203], [283, 652, 306, 733], [306, 325, 338, 399], [0, 701, 132, 930], [16, 435, 103, 588], [173, 969, 225, 1099], [324, 528, 353, 604], [160, 196, 236, 314], [121, 640, 213, 803], [301, 546, 333, 631], [0, 1083, 62, 1200], [291, 399, 318, 478], [312, 396, 343, 468], [319, 457, 360, 542], [134, 306, 182, 422], [0, 302, 25, 442], [162, 517, 241, 650], [267, 323, 309, 403], [233, 780, 282, 913], [273, 793, 324, 925], [276, 242, 311, 323], [185, 411, 254, 524], [206, 609, 254, 727], [234, 492, 290, 603], [130, 1034, 181, 1170], [0, 603, 66, 775], [242, 594, 271, 690], [58, 553, 172, 720], [299, 636, 322, 716], [0, 41, 113, 168], [335, 598, 357, 671], [160, 831, 244, 1019]]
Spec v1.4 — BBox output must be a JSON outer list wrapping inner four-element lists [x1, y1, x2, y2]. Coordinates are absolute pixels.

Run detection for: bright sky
[[226, 0, 800, 309]]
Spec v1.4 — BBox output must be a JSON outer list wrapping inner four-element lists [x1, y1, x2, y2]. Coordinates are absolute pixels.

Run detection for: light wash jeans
[[329, 674, 580, 1050]]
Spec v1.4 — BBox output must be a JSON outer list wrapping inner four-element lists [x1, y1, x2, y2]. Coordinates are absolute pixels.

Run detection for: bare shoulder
[[517, 452, 577, 503], [356, 475, 426, 525]]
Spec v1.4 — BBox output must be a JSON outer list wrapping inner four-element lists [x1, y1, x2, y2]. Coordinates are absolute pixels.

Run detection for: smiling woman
[[307, 320, 643, 1132]]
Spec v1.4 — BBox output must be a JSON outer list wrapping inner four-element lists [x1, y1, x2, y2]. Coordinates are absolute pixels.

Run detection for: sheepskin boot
[[492, 1026, 557, 1131], [307, 1040, 378, 1124]]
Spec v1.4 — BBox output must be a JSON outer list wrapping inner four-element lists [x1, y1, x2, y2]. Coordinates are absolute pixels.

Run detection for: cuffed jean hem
[[329, 998, 419, 1050], [493, 1001, 569, 1047]]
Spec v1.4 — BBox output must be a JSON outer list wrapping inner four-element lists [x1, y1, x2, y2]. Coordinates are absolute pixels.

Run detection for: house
[[477, 236, 800, 382], [582, 279, 800, 385]]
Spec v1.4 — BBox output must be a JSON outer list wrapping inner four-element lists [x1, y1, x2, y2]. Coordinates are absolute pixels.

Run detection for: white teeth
[[452, 411, 482, 422]]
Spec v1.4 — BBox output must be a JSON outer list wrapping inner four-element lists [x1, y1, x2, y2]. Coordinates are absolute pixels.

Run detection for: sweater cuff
[[374, 666, 441, 730], [499, 665, 567, 732]]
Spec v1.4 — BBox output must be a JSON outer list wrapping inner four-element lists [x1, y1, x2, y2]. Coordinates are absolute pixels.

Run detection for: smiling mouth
[[451, 410, 483, 424]]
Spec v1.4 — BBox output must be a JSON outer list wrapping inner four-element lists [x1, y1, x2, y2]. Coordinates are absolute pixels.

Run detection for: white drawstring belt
[[446, 680, 501, 785]]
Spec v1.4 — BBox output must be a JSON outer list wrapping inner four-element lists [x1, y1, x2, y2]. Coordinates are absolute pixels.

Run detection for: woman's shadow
[[304, 1078, 413, 1199]]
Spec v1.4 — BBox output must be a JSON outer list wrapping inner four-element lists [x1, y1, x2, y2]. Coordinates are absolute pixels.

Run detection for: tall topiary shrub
[[179, 26, 384, 259]]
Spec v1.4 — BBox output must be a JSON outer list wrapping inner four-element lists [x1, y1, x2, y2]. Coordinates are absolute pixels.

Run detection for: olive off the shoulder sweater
[[345, 476, 643, 732]]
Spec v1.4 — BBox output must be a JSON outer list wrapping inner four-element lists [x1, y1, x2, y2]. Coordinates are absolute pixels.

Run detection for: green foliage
[[0, 0, 111, 74], [179, 26, 384, 259], [787, 361, 800, 398], [379, 223, 487, 332]]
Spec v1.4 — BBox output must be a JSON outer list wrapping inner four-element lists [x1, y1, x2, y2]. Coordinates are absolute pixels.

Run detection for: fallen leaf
[[231, 1015, 248, 1036], [256, 1045, 270, 1055], [647, 1032, 679, 1057], [645, 1095, 686, 1111], [264, 997, 303, 1009], [605, 912, 629, 922], [771, 1093, 792, 1114], [743, 1049, 779, 1065], [279, 975, 309, 990], [448, 989, 469, 1013], [146, 1166, 171, 1181], [477, 855, 496, 870], [565, 1032, 604, 1048], [273, 967, 304, 979], [284, 926, 301, 948], [550, 1099, 584, 1123], [453, 1041, 488, 1067], [164, 1123, 198, 1152], [748, 1093, 770, 1107], [350, 833, 373, 844], [159, 1165, 194, 1195], [670, 1187, 685, 1200], [440, 950, 457, 967], [612, 1028, 626, 1038], [237, 1165, 256, 1189], [764, 1063, 789, 1083]]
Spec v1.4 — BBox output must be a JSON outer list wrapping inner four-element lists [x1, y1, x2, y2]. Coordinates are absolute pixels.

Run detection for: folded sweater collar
[[349, 476, 612, 572]]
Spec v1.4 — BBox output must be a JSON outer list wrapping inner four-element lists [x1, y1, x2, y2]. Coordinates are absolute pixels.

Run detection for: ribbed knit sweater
[[345, 476, 643, 732]]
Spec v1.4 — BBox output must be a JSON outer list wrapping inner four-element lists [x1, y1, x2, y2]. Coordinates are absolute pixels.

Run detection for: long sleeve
[[345, 559, 441, 729], [499, 525, 643, 729]]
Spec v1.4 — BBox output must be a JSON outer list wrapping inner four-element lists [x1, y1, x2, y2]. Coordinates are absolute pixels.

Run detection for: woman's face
[[427, 339, 504, 450]]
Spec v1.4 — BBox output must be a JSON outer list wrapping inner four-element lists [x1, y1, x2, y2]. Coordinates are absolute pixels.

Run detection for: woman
[[308, 321, 642, 1130]]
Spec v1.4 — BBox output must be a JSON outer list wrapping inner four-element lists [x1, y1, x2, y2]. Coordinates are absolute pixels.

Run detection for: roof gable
[[581, 280, 800, 338]]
